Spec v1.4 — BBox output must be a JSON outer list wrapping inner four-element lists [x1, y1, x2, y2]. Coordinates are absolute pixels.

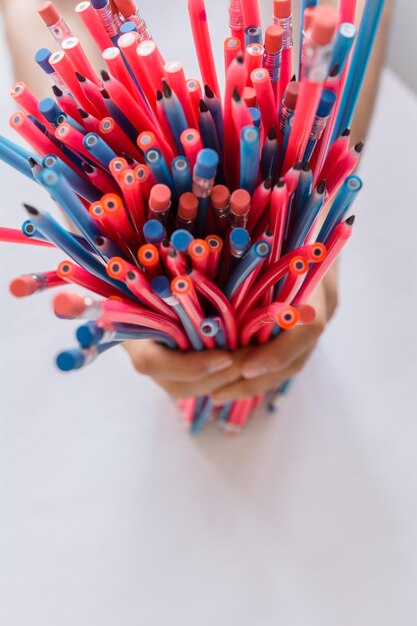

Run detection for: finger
[[153, 348, 250, 398], [240, 285, 327, 380], [212, 350, 313, 404], [123, 340, 235, 382]]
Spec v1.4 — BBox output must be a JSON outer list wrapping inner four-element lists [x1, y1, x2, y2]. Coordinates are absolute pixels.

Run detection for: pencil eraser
[[311, 5, 338, 45], [38, 1, 60, 26], [149, 184, 171, 212], [302, 7, 317, 33], [35, 48, 54, 74], [143, 219, 165, 244], [283, 81, 300, 110], [211, 185, 230, 210], [76, 322, 103, 348], [90, 0, 108, 9], [119, 21, 137, 35], [317, 89, 337, 117], [9, 276, 37, 298], [264, 25, 284, 52], [171, 229, 194, 253], [230, 227, 250, 252], [194, 149, 219, 180], [56, 349, 85, 371], [178, 192, 198, 220], [151, 276, 171, 299], [273, 0, 292, 19], [114, 0, 136, 18], [230, 189, 251, 215], [53, 293, 85, 319]]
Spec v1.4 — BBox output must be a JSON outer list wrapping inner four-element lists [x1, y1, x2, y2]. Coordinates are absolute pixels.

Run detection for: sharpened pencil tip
[[52, 85, 63, 98], [100, 70, 110, 82], [294, 161, 303, 171], [100, 88, 110, 98], [161, 79, 171, 98], [264, 175, 273, 189], [94, 236, 104, 245], [342, 127, 351, 137], [232, 87, 241, 102], [277, 177, 285, 188], [346, 215, 355, 225], [75, 71, 86, 82], [204, 84, 214, 98], [156, 89, 162, 101], [81, 161, 94, 173], [267, 127, 277, 140], [355, 141, 364, 153], [78, 108, 88, 119], [317, 180, 326, 194], [236, 52, 244, 64], [123, 152, 135, 164], [23, 203, 39, 216], [302, 161, 311, 172], [329, 64, 339, 77], [199, 99, 209, 112], [28, 157, 38, 168], [290, 74, 296, 82]]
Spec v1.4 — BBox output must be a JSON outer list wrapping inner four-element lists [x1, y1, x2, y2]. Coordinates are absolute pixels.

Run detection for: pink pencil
[[188, 0, 221, 99], [283, 6, 338, 171], [240, 0, 261, 30], [9, 270, 64, 297], [0, 227, 54, 248]]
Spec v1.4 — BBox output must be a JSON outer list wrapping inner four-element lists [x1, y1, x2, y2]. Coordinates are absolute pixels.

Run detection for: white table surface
[[1, 2, 417, 624]]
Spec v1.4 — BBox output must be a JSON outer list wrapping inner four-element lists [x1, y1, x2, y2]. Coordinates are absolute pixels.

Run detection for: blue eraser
[[230, 227, 250, 253], [56, 349, 85, 372], [317, 89, 337, 118], [248, 107, 261, 128], [38, 97, 62, 124], [76, 322, 103, 348], [120, 21, 138, 34], [90, 0, 108, 9], [143, 219, 165, 245], [194, 148, 219, 180], [171, 229, 194, 253], [151, 276, 172, 299], [35, 48, 54, 74]]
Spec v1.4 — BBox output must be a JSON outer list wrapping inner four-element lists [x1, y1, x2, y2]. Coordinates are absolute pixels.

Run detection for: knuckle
[[131, 349, 153, 375]]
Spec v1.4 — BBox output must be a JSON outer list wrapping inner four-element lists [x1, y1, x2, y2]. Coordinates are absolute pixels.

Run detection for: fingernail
[[208, 357, 233, 374], [242, 364, 267, 379]]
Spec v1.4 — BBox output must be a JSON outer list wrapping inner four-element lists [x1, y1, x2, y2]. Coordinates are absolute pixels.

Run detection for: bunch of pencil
[[0, 0, 385, 434]]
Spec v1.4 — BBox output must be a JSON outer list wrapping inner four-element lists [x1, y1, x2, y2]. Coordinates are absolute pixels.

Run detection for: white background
[[1, 1, 417, 624]]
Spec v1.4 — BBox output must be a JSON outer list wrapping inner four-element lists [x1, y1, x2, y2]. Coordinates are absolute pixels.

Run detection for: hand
[[210, 266, 339, 404], [123, 339, 246, 399]]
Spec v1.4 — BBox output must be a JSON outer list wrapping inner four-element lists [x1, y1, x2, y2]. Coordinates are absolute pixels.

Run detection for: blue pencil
[[83, 133, 117, 169], [332, 0, 386, 140], [329, 22, 357, 76], [144, 148, 174, 187], [76, 321, 177, 349], [317, 175, 362, 244], [224, 240, 271, 299], [172, 156, 192, 196], [240, 125, 260, 194]]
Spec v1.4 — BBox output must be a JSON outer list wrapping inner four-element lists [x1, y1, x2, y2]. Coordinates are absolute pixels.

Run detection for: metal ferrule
[[161, 294, 180, 307], [31, 273, 49, 293], [83, 346, 99, 365], [192, 174, 215, 199], [310, 113, 330, 141], [228, 212, 248, 230], [50, 71, 68, 93], [213, 206, 230, 219], [230, 245, 247, 259], [279, 102, 293, 133], [132, 10, 152, 40], [96, 5, 119, 38], [263, 50, 282, 83], [49, 17, 72, 43], [84, 298, 104, 319], [101, 329, 117, 343], [228, 0, 243, 30], [302, 37, 333, 82], [273, 15, 293, 49]]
